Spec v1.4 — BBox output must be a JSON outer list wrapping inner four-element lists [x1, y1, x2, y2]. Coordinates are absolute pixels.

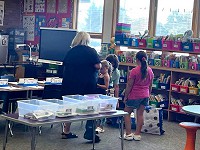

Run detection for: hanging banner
[[58, 0, 68, 13], [47, 0, 56, 13], [35, 0, 45, 13], [23, 15, 35, 41], [24, 0, 34, 12], [0, 1, 4, 26]]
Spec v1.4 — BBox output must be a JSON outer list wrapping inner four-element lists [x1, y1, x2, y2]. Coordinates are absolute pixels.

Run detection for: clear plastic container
[[85, 94, 118, 113], [17, 99, 58, 118], [62, 95, 99, 115], [75, 100, 99, 115], [43, 99, 77, 117], [62, 95, 85, 103]]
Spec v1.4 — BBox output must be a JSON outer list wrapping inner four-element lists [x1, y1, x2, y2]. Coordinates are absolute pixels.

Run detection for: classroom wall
[[0, 0, 22, 32]]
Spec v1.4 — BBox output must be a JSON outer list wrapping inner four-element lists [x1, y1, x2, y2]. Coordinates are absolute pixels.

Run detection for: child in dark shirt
[[96, 60, 112, 133]]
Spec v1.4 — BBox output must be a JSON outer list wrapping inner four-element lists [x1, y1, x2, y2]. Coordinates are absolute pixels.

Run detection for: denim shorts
[[125, 98, 149, 109]]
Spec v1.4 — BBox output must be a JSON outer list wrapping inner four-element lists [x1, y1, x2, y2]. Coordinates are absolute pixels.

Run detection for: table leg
[[120, 117, 124, 150], [30, 91, 33, 99], [30, 127, 37, 150], [3, 120, 9, 150], [92, 120, 96, 150]]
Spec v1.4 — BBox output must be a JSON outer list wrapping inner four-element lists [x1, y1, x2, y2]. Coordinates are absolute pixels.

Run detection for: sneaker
[[61, 132, 78, 139], [123, 133, 134, 141], [95, 127, 105, 133], [133, 134, 141, 141]]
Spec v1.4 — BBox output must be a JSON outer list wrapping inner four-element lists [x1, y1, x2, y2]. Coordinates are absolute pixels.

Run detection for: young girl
[[123, 51, 154, 141], [96, 60, 112, 133]]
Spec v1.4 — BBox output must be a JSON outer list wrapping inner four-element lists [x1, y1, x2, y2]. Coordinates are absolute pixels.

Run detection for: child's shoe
[[133, 134, 141, 141], [123, 133, 134, 141], [95, 127, 105, 133]]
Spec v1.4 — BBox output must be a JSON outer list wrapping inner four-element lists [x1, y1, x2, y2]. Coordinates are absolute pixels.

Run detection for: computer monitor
[[38, 27, 77, 65]]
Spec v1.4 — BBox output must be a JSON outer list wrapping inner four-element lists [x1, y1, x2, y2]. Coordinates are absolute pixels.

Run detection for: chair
[[179, 122, 200, 150], [42, 84, 62, 99], [39, 84, 62, 134], [0, 75, 16, 113]]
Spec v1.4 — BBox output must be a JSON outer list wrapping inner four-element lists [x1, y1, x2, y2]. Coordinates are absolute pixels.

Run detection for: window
[[77, 0, 104, 33], [118, 0, 150, 35], [156, 0, 194, 36], [89, 38, 101, 53]]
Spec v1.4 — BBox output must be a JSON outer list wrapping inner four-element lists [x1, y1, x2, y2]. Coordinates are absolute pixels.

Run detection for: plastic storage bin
[[43, 99, 77, 117], [17, 99, 58, 118], [180, 85, 189, 93], [172, 41, 182, 51], [162, 40, 172, 50], [85, 94, 118, 113], [62, 95, 85, 103], [171, 84, 180, 92], [63, 95, 99, 115]]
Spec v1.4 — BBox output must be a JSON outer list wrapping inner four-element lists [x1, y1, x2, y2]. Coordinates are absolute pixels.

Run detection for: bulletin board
[[22, 0, 73, 45]]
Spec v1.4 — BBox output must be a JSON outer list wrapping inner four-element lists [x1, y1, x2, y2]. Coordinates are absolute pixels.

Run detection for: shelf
[[152, 88, 170, 92], [126, 46, 200, 55], [171, 90, 200, 97], [119, 62, 200, 75]]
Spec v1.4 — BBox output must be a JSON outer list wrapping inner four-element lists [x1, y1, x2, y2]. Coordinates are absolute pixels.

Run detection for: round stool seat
[[179, 122, 200, 150], [179, 122, 200, 129]]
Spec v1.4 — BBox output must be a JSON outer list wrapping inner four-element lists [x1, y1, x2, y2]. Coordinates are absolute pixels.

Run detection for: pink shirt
[[128, 66, 154, 100]]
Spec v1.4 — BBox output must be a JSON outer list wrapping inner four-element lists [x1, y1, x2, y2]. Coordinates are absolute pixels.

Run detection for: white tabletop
[[182, 105, 200, 117]]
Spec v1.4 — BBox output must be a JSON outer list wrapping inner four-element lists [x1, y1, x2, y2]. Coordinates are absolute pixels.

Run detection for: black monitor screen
[[39, 28, 77, 63]]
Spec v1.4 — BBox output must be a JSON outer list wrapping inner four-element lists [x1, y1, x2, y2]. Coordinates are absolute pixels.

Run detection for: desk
[[1, 111, 127, 150], [182, 105, 200, 117], [0, 84, 44, 113]]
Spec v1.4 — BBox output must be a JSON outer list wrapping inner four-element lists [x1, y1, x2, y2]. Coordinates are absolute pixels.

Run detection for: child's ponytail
[[136, 51, 148, 80]]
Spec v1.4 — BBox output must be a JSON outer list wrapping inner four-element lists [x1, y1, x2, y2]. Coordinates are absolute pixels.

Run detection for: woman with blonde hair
[[61, 31, 101, 142]]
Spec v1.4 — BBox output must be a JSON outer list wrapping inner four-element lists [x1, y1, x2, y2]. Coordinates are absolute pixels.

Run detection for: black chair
[[42, 84, 62, 99], [39, 84, 62, 134], [0, 75, 16, 113]]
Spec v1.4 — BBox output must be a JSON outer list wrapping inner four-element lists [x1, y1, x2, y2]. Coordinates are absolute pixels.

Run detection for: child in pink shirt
[[123, 51, 154, 141]]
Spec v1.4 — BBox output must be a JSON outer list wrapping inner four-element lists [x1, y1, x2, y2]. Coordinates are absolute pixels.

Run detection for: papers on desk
[[0, 86, 22, 90], [26, 86, 44, 89]]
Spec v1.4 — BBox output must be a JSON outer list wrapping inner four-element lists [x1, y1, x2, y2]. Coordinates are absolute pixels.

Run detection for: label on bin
[[66, 109, 72, 114], [161, 86, 166, 89], [171, 107, 177, 111], [106, 104, 113, 109], [172, 87, 177, 91], [180, 88, 186, 93], [139, 42, 143, 46], [87, 106, 94, 111], [189, 90, 195, 94], [163, 44, 167, 47], [174, 44, 178, 48], [152, 84, 156, 88], [195, 46, 199, 49]]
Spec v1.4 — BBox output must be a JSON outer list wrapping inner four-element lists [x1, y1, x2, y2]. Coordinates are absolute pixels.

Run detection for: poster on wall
[[58, 0, 68, 13], [46, 15, 58, 28], [23, 15, 35, 41], [47, 0, 56, 13], [35, 0, 45, 12], [35, 15, 46, 36], [24, 0, 34, 12], [0, 1, 4, 26], [61, 18, 70, 28]]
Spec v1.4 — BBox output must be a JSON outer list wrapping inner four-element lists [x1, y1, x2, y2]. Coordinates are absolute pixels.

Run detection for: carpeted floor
[[0, 119, 199, 150]]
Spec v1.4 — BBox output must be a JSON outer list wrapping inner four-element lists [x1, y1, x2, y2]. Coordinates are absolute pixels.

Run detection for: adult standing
[[61, 31, 101, 142]]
